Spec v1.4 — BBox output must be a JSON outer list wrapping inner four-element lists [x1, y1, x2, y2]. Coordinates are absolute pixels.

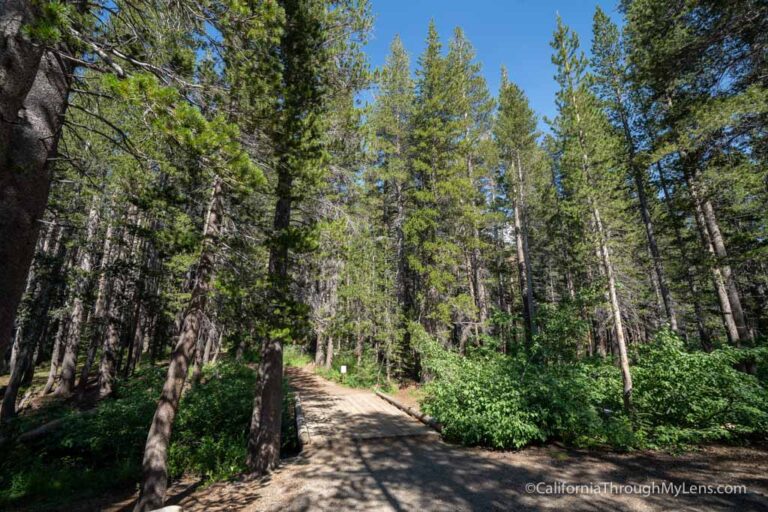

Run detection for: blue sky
[[363, 0, 624, 129]]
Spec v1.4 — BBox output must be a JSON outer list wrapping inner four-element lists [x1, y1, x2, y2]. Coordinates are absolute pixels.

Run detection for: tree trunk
[[134, 176, 222, 512], [0, 330, 33, 421], [632, 168, 677, 332], [42, 316, 68, 395], [0, 2, 72, 361], [77, 221, 114, 392], [324, 335, 334, 369], [698, 185, 750, 342], [247, 173, 291, 476], [2, 222, 66, 417], [202, 320, 216, 365], [314, 332, 325, 366], [592, 202, 633, 412], [690, 183, 741, 345], [355, 331, 364, 366], [656, 163, 711, 348], [55, 204, 100, 396], [513, 152, 536, 346], [97, 316, 121, 398], [617, 105, 677, 333]]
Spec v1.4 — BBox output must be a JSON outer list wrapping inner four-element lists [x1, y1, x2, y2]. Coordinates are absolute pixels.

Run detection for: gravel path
[[287, 367, 437, 444], [102, 367, 768, 511]]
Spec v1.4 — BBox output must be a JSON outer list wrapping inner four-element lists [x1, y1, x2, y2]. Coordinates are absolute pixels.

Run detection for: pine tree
[[247, 0, 331, 476], [367, 35, 414, 374], [550, 17, 634, 410], [625, 0, 768, 345], [494, 70, 538, 347], [446, 28, 495, 340], [591, 6, 678, 334]]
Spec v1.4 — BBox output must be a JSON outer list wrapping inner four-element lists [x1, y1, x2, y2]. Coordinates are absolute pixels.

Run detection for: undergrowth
[[418, 328, 768, 451], [0, 360, 297, 510]]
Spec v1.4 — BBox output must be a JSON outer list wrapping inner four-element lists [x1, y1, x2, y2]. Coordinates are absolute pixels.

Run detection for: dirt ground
[[157, 442, 768, 512], [91, 368, 768, 512]]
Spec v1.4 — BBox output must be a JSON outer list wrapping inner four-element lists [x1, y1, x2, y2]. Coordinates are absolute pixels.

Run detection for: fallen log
[[14, 408, 98, 444], [375, 390, 442, 433], [294, 394, 311, 445]]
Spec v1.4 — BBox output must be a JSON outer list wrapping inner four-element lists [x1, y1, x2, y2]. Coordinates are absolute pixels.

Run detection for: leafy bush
[[0, 360, 296, 509], [315, 351, 393, 391], [421, 353, 542, 448], [284, 344, 312, 367], [631, 331, 768, 447], [169, 362, 256, 480], [419, 329, 768, 451]]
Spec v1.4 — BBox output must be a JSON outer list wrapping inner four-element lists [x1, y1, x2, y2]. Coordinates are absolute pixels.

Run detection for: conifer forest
[[1, 0, 768, 510]]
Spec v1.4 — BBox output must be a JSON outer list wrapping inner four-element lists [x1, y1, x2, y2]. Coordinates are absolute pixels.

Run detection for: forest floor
[[90, 366, 768, 512]]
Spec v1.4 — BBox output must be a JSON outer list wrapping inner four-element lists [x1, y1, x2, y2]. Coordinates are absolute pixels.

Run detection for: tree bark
[[632, 167, 678, 332], [689, 181, 741, 345], [0, 2, 72, 361], [314, 332, 325, 366], [592, 203, 633, 411], [324, 335, 334, 369], [202, 319, 216, 365], [698, 186, 750, 342], [247, 171, 291, 476], [2, 221, 66, 418], [656, 163, 711, 348], [567, 78, 632, 410], [42, 316, 68, 395], [134, 176, 222, 512], [355, 331, 364, 366], [55, 203, 100, 396], [77, 221, 114, 392], [513, 152, 536, 346]]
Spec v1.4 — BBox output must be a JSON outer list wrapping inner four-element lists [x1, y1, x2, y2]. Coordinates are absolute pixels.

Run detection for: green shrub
[[0, 360, 297, 509], [631, 330, 768, 448], [315, 351, 393, 391], [418, 329, 768, 451], [421, 354, 542, 448], [284, 344, 312, 367]]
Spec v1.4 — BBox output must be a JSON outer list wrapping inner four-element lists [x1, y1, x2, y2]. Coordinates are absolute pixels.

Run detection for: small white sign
[[340, 365, 348, 374]]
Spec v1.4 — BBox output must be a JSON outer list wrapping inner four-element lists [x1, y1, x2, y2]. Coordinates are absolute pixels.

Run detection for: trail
[[101, 367, 768, 512]]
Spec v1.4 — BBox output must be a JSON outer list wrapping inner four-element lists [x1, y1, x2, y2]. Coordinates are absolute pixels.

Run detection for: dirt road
[[154, 367, 768, 511]]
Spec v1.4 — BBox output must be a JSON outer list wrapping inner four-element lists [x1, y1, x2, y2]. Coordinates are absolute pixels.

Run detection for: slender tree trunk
[[0, 327, 33, 421], [656, 163, 711, 348], [355, 330, 364, 366], [247, 173, 291, 476], [0, 4, 72, 360], [632, 168, 677, 332], [202, 320, 216, 365], [55, 204, 100, 396], [42, 316, 68, 394], [134, 176, 222, 512], [2, 222, 66, 417], [211, 331, 222, 363], [464, 251, 480, 340], [690, 183, 741, 345], [698, 186, 750, 341], [324, 335, 334, 369], [98, 314, 121, 397], [513, 152, 536, 345], [314, 331, 325, 366], [592, 203, 632, 411], [78, 221, 114, 392], [569, 82, 632, 410], [617, 106, 677, 332]]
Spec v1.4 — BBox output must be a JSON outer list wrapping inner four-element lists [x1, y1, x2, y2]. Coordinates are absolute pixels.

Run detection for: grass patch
[[314, 351, 394, 392], [284, 345, 312, 368]]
